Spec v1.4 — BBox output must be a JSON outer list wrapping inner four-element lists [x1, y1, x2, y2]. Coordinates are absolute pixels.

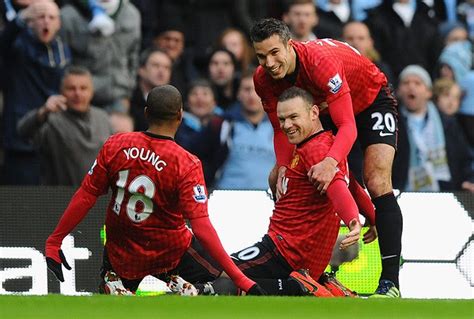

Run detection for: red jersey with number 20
[[82, 132, 209, 279], [254, 39, 387, 126], [268, 131, 349, 279], [254, 39, 387, 165]]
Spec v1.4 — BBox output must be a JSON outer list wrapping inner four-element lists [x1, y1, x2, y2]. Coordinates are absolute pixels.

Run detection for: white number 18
[[113, 169, 156, 223]]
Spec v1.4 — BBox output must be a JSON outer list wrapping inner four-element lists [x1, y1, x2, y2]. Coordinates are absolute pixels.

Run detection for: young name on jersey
[[123, 147, 167, 172]]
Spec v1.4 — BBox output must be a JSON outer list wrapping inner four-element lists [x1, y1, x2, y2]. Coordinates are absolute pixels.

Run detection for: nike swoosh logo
[[379, 132, 394, 137], [381, 254, 398, 260]]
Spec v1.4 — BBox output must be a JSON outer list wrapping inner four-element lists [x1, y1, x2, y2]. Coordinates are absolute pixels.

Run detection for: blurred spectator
[[438, 21, 469, 46], [458, 72, 474, 147], [315, 0, 353, 39], [457, 0, 474, 41], [152, 21, 198, 98], [282, 0, 318, 41], [17, 66, 112, 186], [207, 47, 239, 110], [129, 0, 161, 49], [130, 48, 172, 131], [184, 0, 235, 73], [60, 0, 141, 111], [365, 0, 443, 79], [436, 40, 472, 82], [214, 69, 276, 190], [432, 78, 462, 116], [175, 78, 224, 186], [216, 27, 256, 75], [109, 111, 134, 133], [342, 21, 395, 84], [0, 0, 70, 185], [392, 65, 474, 192], [233, 0, 285, 36]]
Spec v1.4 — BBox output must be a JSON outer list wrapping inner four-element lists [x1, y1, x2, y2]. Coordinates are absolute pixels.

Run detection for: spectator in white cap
[[392, 65, 474, 193]]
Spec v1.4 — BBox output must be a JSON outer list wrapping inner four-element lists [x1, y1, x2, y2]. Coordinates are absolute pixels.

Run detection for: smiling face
[[253, 34, 296, 80], [29, 1, 61, 44], [277, 96, 320, 144]]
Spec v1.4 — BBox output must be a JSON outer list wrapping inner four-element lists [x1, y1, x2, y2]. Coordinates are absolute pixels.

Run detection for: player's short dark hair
[[278, 86, 314, 107], [146, 85, 183, 122], [250, 18, 291, 44]]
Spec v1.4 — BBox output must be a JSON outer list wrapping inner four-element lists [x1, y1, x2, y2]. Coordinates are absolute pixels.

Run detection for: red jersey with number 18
[[268, 131, 349, 279], [82, 131, 209, 279]]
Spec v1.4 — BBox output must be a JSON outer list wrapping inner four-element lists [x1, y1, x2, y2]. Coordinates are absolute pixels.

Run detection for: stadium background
[[1, 187, 472, 298]]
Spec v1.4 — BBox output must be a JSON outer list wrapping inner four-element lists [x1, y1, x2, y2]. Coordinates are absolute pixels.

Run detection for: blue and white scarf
[[402, 102, 451, 191]]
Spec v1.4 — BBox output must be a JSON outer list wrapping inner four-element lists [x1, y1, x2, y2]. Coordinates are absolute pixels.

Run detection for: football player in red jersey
[[44, 84, 263, 296], [203, 87, 374, 297], [251, 18, 402, 297]]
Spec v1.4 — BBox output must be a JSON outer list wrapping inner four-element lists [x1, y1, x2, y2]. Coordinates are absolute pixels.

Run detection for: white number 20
[[113, 170, 155, 223]]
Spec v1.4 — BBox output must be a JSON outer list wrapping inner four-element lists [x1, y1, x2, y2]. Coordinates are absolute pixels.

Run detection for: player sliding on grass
[[197, 87, 376, 297], [251, 18, 402, 297], [45, 85, 264, 296]]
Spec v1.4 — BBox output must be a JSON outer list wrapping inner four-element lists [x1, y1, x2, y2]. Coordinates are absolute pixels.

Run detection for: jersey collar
[[143, 131, 174, 141], [297, 129, 327, 148]]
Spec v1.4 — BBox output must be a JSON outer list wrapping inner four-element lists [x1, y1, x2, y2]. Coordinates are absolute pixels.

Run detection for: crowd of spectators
[[0, 0, 472, 193]]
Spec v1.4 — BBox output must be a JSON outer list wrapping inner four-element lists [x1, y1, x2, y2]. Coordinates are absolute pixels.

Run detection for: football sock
[[254, 278, 303, 296], [372, 192, 403, 288]]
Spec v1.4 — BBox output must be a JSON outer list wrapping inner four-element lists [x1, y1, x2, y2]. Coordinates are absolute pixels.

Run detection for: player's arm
[[45, 139, 111, 282], [45, 187, 99, 281], [189, 216, 260, 293], [326, 177, 361, 250], [348, 172, 377, 244], [180, 160, 263, 294], [308, 93, 357, 193]]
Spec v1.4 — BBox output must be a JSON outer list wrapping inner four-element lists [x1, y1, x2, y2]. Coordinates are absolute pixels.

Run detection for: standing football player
[[45, 85, 262, 296], [251, 18, 402, 297]]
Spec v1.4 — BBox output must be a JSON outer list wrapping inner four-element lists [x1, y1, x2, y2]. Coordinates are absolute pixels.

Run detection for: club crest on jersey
[[290, 154, 300, 168], [327, 73, 342, 94], [193, 184, 207, 203]]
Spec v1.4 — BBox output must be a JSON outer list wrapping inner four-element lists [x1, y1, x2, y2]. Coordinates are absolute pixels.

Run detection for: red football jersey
[[254, 39, 387, 128], [254, 39, 387, 165], [268, 131, 348, 279], [82, 132, 209, 279]]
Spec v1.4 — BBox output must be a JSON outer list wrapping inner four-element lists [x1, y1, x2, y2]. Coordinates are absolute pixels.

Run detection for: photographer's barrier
[[1, 187, 472, 298]]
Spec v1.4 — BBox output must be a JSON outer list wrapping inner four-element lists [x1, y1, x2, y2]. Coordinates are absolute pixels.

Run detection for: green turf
[[1, 295, 472, 319]]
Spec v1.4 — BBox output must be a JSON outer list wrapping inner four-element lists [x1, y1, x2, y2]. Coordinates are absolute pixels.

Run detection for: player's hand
[[339, 219, 361, 250], [46, 249, 71, 282], [275, 166, 287, 201], [307, 157, 338, 194], [363, 225, 377, 244], [247, 283, 267, 295]]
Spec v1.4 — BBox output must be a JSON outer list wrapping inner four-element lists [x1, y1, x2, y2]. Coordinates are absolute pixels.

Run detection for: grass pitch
[[1, 295, 473, 319]]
